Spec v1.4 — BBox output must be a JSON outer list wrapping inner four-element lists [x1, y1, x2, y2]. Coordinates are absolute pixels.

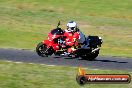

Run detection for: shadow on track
[[54, 56, 128, 63], [54, 56, 76, 59], [95, 59, 128, 63]]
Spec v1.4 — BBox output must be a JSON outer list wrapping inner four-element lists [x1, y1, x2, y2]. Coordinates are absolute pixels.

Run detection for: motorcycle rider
[[63, 21, 87, 55]]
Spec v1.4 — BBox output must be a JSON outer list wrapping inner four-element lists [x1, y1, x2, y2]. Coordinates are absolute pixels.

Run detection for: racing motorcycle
[[36, 22, 103, 61]]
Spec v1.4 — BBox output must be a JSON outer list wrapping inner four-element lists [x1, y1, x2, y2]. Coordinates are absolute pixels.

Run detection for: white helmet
[[66, 21, 77, 32]]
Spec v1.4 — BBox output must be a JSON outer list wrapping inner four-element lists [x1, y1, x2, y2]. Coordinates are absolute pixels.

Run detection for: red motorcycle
[[36, 22, 103, 60]]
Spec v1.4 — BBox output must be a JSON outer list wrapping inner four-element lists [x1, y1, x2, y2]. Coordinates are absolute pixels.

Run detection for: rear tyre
[[81, 51, 99, 61], [36, 42, 48, 57], [91, 51, 99, 59]]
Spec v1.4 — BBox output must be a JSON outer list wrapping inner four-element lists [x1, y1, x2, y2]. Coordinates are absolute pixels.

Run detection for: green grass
[[0, 60, 131, 88], [0, 0, 132, 57]]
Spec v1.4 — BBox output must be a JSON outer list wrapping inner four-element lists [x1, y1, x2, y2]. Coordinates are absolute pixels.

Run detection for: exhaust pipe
[[91, 48, 100, 53]]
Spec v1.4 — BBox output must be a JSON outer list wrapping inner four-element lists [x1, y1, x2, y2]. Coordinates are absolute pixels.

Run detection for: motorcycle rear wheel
[[81, 51, 99, 61]]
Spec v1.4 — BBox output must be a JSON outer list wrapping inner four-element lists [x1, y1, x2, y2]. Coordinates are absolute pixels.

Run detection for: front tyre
[[36, 42, 48, 57]]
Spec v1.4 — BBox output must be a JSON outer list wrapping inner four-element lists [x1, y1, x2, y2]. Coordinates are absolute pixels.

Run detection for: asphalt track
[[0, 48, 132, 71]]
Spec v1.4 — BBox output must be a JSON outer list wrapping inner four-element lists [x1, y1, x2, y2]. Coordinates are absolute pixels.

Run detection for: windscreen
[[51, 28, 64, 35]]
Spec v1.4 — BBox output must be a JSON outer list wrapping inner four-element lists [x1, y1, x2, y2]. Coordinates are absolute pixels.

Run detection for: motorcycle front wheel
[[36, 42, 51, 57]]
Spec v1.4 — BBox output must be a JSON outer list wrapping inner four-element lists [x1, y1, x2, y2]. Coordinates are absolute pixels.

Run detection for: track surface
[[0, 48, 132, 71]]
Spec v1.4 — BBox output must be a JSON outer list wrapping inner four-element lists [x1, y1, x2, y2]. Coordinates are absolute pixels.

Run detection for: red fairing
[[42, 39, 60, 50], [64, 31, 80, 46], [52, 44, 60, 50], [42, 31, 61, 51], [42, 28, 80, 51], [42, 40, 52, 47], [48, 32, 62, 41]]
